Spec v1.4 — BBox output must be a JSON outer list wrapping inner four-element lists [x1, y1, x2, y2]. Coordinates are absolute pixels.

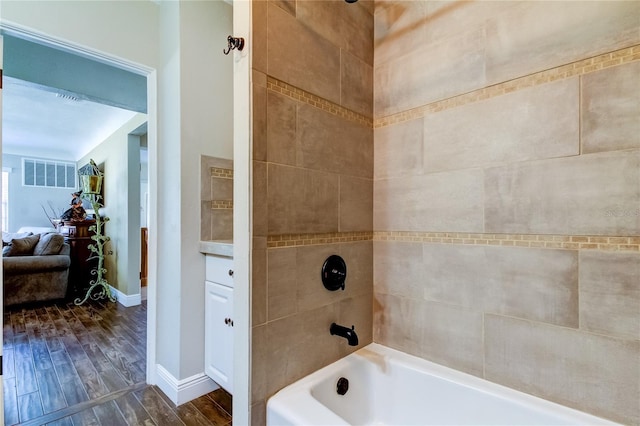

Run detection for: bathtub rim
[[266, 342, 620, 426]]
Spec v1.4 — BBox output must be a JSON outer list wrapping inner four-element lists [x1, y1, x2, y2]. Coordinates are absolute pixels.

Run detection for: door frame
[[0, 21, 160, 387], [0, 32, 6, 426]]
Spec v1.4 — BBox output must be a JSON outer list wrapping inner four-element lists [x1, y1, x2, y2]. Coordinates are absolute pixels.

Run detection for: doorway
[[0, 24, 159, 417]]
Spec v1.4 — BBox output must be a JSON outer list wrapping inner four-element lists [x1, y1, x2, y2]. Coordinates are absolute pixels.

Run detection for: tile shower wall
[[200, 155, 233, 240], [250, 1, 374, 423], [373, 2, 639, 425]]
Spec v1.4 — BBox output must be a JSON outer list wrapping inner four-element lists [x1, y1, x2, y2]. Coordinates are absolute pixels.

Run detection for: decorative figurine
[[60, 190, 87, 221]]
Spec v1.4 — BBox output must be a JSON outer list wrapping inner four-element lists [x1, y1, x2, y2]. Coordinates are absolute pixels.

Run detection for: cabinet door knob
[[228, 269, 234, 277]]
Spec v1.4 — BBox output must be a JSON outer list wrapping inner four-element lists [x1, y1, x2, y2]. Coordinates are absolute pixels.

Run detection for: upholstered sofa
[[3, 232, 71, 306]]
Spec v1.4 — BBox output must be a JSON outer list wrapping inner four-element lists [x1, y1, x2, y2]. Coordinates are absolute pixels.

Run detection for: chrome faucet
[[330, 323, 359, 346]]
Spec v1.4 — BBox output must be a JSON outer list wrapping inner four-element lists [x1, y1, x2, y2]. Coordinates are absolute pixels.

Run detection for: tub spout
[[330, 323, 359, 346]]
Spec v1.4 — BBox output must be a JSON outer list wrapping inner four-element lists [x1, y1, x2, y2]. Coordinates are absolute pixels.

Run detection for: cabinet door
[[205, 281, 234, 393]]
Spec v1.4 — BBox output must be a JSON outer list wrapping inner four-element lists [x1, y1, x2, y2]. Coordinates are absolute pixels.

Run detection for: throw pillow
[[33, 233, 65, 256], [2, 231, 32, 246], [3, 234, 41, 257]]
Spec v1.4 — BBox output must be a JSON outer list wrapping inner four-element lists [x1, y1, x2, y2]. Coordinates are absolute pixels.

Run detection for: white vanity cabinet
[[204, 254, 234, 394]]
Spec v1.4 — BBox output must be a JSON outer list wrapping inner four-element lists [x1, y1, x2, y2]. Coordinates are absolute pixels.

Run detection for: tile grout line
[[375, 44, 640, 128], [17, 382, 148, 426], [265, 231, 639, 251], [263, 46, 639, 132]]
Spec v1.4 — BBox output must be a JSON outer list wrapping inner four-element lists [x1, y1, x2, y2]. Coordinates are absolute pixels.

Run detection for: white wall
[[2, 0, 159, 70], [179, 0, 233, 377], [3, 154, 71, 232], [155, 0, 234, 381], [1, 0, 236, 405], [77, 114, 146, 297]]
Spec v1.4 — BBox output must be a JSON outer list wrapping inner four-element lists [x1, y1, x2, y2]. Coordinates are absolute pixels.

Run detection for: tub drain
[[336, 377, 349, 395]]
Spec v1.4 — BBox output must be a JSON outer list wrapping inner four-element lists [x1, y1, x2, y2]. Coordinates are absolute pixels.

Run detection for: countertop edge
[[199, 240, 233, 257]]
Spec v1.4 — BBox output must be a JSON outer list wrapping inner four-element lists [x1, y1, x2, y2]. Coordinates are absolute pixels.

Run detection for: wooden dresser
[[59, 220, 99, 299]]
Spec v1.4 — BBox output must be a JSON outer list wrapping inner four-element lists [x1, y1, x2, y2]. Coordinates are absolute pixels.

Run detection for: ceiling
[[3, 76, 139, 161], [1, 34, 147, 163]]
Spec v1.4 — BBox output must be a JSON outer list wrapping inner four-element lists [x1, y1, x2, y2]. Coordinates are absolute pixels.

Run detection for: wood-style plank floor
[[3, 299, 232, 426]]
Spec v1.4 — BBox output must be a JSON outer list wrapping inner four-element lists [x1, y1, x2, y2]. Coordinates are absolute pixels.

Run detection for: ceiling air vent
[[56, 93, 80, 102]]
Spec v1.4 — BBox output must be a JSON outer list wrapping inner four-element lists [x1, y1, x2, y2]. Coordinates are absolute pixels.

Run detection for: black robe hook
[[223, 36, 245, 55]]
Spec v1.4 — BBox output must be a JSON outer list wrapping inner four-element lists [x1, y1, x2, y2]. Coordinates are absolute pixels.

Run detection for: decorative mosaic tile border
[[374, 232, 640, 252], [375, 44, 640, 128], [267, 232, 374, 248], [266, 77, 373, 128], [265, 46, 639, 130], [211, 200, 233, 210], [265, 231, 639, 251], [211, 167, 234, 179]]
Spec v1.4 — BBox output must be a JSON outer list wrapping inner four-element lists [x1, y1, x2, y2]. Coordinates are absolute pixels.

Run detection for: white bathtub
[[266, 343, 617, 426]]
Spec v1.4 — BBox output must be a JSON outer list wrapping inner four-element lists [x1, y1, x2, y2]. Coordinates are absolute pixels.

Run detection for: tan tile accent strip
[[211, 200, 233, 210], [374, 232, 640, 252], [211, 167, 234, 179], [266, 76, 373, 127], [267, 231, 374, 248], [375, 44, 640, 128]]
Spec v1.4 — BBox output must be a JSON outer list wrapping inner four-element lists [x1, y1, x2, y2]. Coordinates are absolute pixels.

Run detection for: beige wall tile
[[295, 241, 372, 313], [485, 314, 640, 424], [579, 251, 640, 339], [211, 177, 233, 200], [267, 247, 297, 321], [253, 82, 267, 162], [375, 2, 505, 67], [486, 2, 640, 85], [271, 0, 295, 16], [338, 241, 373, 298], [420, 301, 484, 377], [485, 150, 640, 235], [375, 27, 486, 117], [253, 69, 267, 88], [200, 202, 212, 241], [251, 324, 267, 404], [373, 241, 424, 299], [267, 164, 339, 234], [374, 168, 484, 232], [582, 61, 640, 154], [202, 156, 233, 170], [423, 79, 579, 173], [295, 244, 344, 312], [267, 91, 297, 166], [374, 1, 429, 67], [341, 50, 373, 117], [339, 176, 373, 232], [337, 294, 373, 355], [201, 156, 212, 201], [374, 117, 423, 179], [422, 244, 579, 327], [297, 0, 373, 66], [252, 0, 268, 74], [374, 293, 484, 376], [252, 237, 267, 327], [251, 400, 266, 426], [253, 161, 268, 237], [201, 156, 233, 199], [210, 209, 233, 240], [373, 292, 424, 357], [266, 304, 341, 397], [297, 104, 373, 178], [268, 3, 341, 104]]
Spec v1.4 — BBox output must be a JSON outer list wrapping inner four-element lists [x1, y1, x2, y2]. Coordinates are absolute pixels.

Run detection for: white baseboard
[[141, 285, 148, 301], [155, 364, 219, 405], [109, 285, 142, 307]]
